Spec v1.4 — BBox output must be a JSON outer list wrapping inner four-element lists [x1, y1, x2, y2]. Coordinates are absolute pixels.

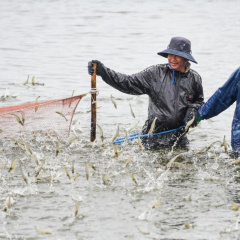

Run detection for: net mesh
[[0, 94, 87, 139]]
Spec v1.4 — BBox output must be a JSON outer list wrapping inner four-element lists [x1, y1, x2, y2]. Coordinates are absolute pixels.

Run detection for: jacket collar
[[167, 62, 191, 73]]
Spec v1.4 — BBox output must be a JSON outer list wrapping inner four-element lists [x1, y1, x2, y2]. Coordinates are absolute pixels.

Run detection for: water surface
[[0, 1, 240, 239]]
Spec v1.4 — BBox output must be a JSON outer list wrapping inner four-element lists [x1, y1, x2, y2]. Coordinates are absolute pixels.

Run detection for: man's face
[[168, 54, 187, 72]]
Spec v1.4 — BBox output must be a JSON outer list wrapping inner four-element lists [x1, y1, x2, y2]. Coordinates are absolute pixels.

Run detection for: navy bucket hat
[[157, 37, 197, 64]]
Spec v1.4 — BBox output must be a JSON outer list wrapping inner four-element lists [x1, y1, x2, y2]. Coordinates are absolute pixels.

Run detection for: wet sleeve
[[198, 67, 240, 119], [191, 76, 204, 110], [98, 64, 155, 95]]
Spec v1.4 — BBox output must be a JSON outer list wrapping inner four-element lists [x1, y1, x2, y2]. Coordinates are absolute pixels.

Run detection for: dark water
[[0, 0, 240, 239]]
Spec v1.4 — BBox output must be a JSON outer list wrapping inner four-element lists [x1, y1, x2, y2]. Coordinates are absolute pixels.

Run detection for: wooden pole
[[91, 63, 97, 142]]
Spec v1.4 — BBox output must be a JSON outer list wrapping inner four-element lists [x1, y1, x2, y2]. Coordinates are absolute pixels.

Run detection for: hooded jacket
[[198, 67, 240, 153], [98, 62, 204, 147]]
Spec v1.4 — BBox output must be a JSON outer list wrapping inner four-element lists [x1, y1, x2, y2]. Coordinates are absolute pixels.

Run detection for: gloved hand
[[88, 60, 103, 76], [197, 113, 203, 123], [184, 108, 198, 128]]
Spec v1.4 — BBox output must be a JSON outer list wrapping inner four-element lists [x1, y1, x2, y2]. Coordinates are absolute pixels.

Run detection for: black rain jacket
[[97, 63, 204, 147]]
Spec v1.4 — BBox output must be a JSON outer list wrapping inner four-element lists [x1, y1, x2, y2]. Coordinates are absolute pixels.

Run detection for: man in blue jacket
[[198, 67, 240, 155]]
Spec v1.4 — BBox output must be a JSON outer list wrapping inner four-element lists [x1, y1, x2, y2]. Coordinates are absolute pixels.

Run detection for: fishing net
[[0, 94, 87, 139]]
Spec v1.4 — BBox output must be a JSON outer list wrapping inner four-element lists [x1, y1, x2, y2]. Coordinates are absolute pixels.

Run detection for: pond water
[[0, 0, 240, 239]]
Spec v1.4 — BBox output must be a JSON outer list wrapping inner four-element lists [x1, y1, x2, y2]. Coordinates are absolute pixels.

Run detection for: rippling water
[[1, 0, 240, 239]]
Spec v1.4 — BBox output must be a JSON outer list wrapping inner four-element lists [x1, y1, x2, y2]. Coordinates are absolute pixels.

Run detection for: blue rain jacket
[[198, 67, 240, 153]]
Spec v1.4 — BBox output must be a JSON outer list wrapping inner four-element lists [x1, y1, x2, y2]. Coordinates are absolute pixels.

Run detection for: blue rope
[[113, 125, 185, 144]]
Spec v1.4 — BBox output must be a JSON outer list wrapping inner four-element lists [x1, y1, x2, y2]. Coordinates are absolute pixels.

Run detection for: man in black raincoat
[[88, 37, 204, 148]]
